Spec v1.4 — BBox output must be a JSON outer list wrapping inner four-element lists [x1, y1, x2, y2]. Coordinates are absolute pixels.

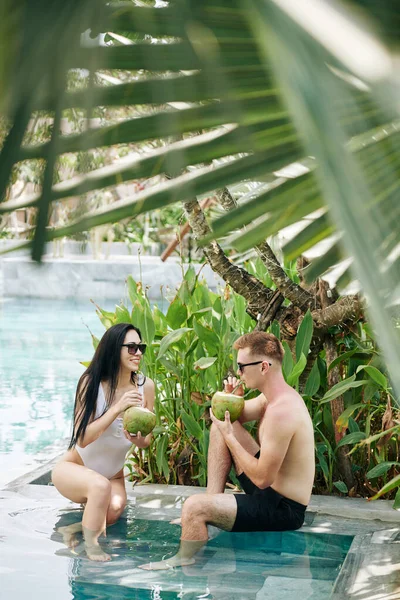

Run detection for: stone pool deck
[[2, 461, 399, 600]]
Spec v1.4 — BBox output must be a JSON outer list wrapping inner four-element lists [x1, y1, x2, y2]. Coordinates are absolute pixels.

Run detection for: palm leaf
[[1, 0, 400, 396]]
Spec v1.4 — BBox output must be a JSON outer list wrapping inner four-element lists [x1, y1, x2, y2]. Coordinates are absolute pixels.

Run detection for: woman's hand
[[123, 429, 150, 449], [223, 376, 244, 396], [114, 390, 143, 415]]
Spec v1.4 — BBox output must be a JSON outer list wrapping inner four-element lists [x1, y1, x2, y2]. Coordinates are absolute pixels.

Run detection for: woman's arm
[[126, 377, 156, 449], [77, 388, 143, 448]]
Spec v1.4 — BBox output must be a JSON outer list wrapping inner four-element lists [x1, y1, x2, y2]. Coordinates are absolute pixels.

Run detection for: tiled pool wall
[[0, 254, 222, 300]]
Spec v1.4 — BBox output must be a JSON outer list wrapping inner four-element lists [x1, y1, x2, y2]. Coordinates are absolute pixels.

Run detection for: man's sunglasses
[[237, 360, 271, 373], [121, 342, 147, 355]]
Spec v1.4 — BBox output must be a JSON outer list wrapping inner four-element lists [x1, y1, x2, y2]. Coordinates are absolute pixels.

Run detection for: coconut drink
[[123, 406, 156, 436], [211, 391, 244, 422]]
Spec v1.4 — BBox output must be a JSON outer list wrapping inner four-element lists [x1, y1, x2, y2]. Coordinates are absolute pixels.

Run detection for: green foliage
[[93, 276, 399, 505], [96, 272, 253, 487]]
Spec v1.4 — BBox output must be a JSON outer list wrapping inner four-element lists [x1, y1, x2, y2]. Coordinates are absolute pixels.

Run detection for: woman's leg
[[51, 462, 112, 561], [106, 475, 127, 525]]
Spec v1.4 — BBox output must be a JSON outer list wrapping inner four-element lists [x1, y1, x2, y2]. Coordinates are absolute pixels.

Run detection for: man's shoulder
[[266, 392, 303, 422]]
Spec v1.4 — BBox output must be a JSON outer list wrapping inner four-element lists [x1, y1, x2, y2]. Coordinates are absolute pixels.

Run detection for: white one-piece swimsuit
[[75, 379, 144, 479]]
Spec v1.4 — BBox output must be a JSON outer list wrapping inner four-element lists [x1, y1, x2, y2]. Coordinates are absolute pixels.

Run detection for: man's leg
[[207, 421, 260, 493], [139, 493, 237, 570]]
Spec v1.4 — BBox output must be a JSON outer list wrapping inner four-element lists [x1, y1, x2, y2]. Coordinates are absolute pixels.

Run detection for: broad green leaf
[[369, 474, 400, 501], [319, 376, 368, 404], [287, 353, 307, 387], [348, 417, 360, 433], [166, 296, 188, 330], [304, 359, 320, 397], [115, 304, 131, 324], [356, 365, 388, 390], [90, 333, 100, 350], [193, 357, 217, 370], [193, 319, 219, 352], [394, 487, 400, 510], [127, 276, 138, 305], [270, 320, 280, 340], [316, 452, 329, 480], [333, 481, 348, 494], [327, 348, 360, 372], [180, 409, 203, 440], [157, 356, 181, 378], [282, 341, 294, 381], [80, 360, 91, 368], [295, 310, 313, 362], [95, 304, 116, 329], [156, 434, 170, 480], [367, 462, 399, 480], [132, 300, 155, 345], [336, 431, 366, 448], [336, 403, 364, 432], [158, 327, 192, 358], [152, 305, 168, 336]]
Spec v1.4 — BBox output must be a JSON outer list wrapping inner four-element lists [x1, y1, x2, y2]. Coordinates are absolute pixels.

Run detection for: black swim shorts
[[232, 453, 307, 533]]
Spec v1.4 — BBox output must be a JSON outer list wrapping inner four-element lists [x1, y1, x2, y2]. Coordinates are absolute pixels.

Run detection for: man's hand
[[210, 407, 234, 440], [224, 376, 244, 396]]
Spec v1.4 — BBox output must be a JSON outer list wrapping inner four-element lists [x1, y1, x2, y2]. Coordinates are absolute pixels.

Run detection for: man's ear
[[262, 360, 270, 373]]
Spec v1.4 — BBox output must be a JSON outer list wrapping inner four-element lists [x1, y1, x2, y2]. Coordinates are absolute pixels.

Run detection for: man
[[140, 332, 315, 570]]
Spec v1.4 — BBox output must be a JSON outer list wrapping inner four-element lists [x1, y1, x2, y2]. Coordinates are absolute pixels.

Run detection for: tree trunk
[[184, 197, 283, 324]]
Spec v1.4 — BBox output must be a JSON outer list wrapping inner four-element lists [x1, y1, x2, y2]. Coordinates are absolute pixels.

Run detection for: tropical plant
[[88, 272, 399, 507], [1, 0, 400, 404]]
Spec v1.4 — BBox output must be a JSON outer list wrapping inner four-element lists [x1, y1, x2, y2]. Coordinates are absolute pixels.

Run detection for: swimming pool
[[0, 296, 125, 486], [1, 497, 353, 600]]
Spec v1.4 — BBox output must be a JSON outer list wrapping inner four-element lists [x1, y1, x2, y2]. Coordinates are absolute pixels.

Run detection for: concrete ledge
[[307, 493, 398, 523], [2, 463, 399, 600], [4, 461, 399, 523]]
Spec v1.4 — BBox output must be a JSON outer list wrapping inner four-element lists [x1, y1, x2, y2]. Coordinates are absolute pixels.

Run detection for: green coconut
[[211, 392, 244, 423], [123, 407, 156, 436]]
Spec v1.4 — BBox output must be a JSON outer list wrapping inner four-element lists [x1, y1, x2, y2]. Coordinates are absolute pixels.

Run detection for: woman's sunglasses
[[121, 342, 147, 355]]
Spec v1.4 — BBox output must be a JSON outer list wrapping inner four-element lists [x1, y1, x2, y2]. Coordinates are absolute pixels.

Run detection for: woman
[[52, 322, 155, 562]]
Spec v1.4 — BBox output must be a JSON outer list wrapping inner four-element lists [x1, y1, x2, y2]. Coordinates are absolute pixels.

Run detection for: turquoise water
[[0, 296, 353, 599], [1, 502, 353, 600], [0, 296, 128, 486]]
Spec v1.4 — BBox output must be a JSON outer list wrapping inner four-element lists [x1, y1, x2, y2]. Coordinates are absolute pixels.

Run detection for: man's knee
[[182, 495, 207, 523]]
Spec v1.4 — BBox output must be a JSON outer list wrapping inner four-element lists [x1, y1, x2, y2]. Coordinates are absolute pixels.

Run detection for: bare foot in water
[[139, 540, 205, 570], [169, 517, 182, 525], [139, 556, 195, 570], [82, 526, 110, 562], [85, 543, 111, 562], [57, 523, 82, 549]]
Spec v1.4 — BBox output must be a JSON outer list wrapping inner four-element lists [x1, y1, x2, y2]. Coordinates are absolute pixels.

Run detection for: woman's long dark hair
[[69, 322, 142, 448]]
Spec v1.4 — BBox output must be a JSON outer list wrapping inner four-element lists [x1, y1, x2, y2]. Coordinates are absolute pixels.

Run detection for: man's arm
[[238, 393, 267, 424], [222, 404, 296, 489]]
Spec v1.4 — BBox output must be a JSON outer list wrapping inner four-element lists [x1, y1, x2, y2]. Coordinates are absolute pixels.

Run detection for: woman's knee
[[88, 476, 112, 501], [106, 506, 124, 525], [106, 500, 126, 525]]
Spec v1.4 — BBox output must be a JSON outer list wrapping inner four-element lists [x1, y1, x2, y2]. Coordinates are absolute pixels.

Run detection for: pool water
[[0, 296, 129, 486], [1, 501, 353, 600]]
